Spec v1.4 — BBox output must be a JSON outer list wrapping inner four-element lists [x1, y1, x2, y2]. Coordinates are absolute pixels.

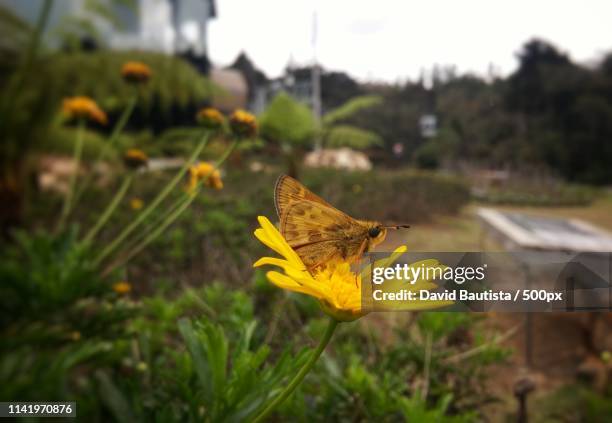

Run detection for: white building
[[1, 0, 216, 54]]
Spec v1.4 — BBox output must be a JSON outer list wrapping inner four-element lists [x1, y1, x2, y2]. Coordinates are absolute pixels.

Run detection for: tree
[[259, 92, 316, 177], [320, 95, 383, 149], [503, 38, 612, 183], [259, 92, 316, 146]]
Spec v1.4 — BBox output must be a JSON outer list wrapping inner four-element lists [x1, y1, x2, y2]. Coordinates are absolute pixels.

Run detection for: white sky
[[208, 0, 612, 83]]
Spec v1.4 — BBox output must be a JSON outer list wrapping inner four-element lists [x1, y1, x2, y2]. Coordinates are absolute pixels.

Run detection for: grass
[[384, 209, 485, 252]]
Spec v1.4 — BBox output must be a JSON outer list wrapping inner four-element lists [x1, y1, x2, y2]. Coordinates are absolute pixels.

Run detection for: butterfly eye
[[368, 227, 381, 238]]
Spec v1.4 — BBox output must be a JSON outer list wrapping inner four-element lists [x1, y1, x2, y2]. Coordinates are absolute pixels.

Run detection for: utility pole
[[169, 0, 182, 54], [311, 11, 322, 151]]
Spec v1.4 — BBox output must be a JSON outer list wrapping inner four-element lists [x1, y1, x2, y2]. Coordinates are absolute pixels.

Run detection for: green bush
[[38, 50, 215, 114], [0, 228, 138, 405], [302, 169, 470, 223], [259, 92, 316, 147], [413, 141, 442, 169], [531, 384, 612, 423], [221, 167, 470, 226]]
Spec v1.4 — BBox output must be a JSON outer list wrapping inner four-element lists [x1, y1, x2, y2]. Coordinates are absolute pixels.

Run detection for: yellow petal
[[254, 257, 314, 286], [383, 279, 438, 293], [391, 299, 454, 311], [266, 271, 325, 298], [253, 257, 290, 268], [257, 216, 303, 267], [360, 245, 408, 277]]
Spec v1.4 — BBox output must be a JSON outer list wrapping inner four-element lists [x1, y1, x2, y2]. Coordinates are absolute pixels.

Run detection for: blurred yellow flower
[[188, 162, 223, 193], [123, 148, 148, 169], [196, 107, 225, 130], [229, 109, 257, 138], [121, 61, 152, 83], [62, 96, 108, 125], [69, 331, 81, 341], [113, 281, 131, 294], [253, 216, 451, 321], [130, 197, 144, 210]]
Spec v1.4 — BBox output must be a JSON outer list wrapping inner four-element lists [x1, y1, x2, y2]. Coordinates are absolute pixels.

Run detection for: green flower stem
[[103, 192, 195, 276], [212, 139, 239, 168], [57, 119, 85, 232], [117, 191, 184, 256], [252, 317, 339, 423], [72, 95, 138, 207], [123, 137, 238, 255], [93, 132, 210, 266], [81, 172, 134, 245], [103, 139, 239, 273]]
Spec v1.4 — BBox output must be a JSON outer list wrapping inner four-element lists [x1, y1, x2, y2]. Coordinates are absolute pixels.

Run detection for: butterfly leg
[[353, 239, 369, 287]]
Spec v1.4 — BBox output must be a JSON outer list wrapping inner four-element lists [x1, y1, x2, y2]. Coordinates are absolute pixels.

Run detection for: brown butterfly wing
[[280, 199, 352, 243], [280, 199, 370, 269], [273, 174, 396, 270], [274, 175, 335, 220], [290, 240, 345, 270]]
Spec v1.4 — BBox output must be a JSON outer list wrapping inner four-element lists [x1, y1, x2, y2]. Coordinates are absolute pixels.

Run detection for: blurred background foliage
[[43, 50, 215, 113], [324, 124, 382, 149], [319, 94, 383, 149], [345, 39, 612, 184], [259, 92, 316, 147], [0, 0, 216, 230]]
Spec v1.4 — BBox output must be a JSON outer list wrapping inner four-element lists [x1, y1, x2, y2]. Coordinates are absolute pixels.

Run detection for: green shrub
[[413, 141, 442, 169], [0, 228, 138, 406], [302, 169, 470, 223], [37, 50, 215, 114], [221, 167, 469, 225], [531, 384, 612, 423]]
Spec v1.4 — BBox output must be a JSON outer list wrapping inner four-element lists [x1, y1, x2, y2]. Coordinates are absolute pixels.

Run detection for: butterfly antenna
[[384, 224, 410, 230]]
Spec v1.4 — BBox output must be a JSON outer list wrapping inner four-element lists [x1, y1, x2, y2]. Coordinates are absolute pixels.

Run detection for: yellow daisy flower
[[253, 216, 451, 321], [188, 162, 223, 193], [196, 107, 225, 130], [62, 96, 108, 125], [121, 61, 152, 84], [130, 197, 144, 210], [229, 109, 257, 138], [113, 281, 131, 294], [123, 148, 148, 169]]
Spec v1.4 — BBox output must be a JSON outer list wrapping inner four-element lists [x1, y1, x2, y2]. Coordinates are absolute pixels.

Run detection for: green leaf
[[95, 370, 136, 423], [234, 320, 257, 357], [259, 92, 316, 146], [322, 95, 382, 126], [324, 124, 382, 149], [177, 318, 213, 401], [202, 322, 229, 406]]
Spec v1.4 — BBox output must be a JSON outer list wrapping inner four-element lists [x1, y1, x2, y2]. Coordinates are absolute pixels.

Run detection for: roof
[[477, 208, 612, 252]]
